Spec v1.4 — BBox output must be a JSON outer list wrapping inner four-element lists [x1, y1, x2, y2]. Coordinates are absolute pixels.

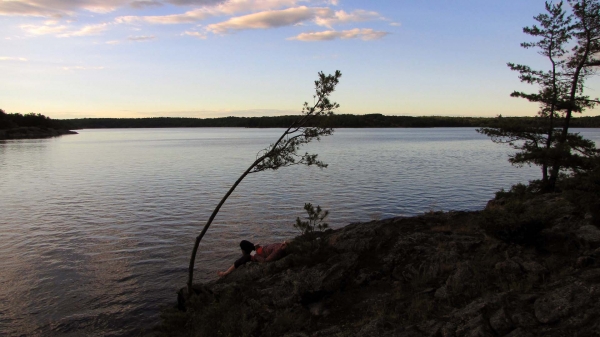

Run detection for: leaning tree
[[187, 70, 342, 296]]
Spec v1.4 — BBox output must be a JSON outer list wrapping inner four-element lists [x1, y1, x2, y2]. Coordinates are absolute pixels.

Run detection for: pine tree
[[478, 1, 598, 191]]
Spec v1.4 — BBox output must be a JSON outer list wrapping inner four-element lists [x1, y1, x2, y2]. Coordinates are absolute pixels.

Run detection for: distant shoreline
[[0, 127, 78, 140], [59, 114, 600, 129]]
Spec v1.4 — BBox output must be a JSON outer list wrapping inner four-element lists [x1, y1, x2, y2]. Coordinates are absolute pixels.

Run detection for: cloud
[[106, 40, 121, 44], [165, 0, 223, 5], [60, 23, 109, 37], [182, 31, 207, 39], [0, 1, 63, 18], [207, 6, 330, 34], [115, 0, 302, 25], [390, 22, 401, 27], [20, 24, 68, 35], [209, 0, 299, 15], [128, 35, 156, 41], [315, 9, 383, 28], [62, 65, 105, 70], [289, 28, 389, 41], [0, 0, 129, 18], [130, 0, 164, 8], [0, 57, 28, 61], [20, 22, 110, 37], [116, 8, 211, 24]]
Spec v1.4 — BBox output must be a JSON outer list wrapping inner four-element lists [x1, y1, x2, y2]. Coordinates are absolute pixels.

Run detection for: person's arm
[[217, 264, 235, 277], [218, 253, 252, 277]]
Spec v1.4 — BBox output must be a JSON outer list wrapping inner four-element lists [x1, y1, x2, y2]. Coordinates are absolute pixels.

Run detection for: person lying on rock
[[217, 240, 287, 277]]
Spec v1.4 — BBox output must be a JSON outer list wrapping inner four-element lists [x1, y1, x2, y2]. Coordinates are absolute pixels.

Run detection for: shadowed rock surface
[[155, 194, 600, 337]]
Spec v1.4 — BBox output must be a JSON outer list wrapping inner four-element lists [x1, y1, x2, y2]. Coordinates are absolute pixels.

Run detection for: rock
[[510, 312, 538, 328], [440, 323, 457, 337], [310, 326, 339, 336], [160, 201, 600, 337], [520, 261, 546, 274], [434, 286, 449, 300], [563, 311, 595, 329], [284, 333, 309, 337], [452, 298, 489, 320], [495, 260, 522, 275], [357, 317, 386, 336], [455, 314, 494, 337], [503, 328, 534, 337], [417, 320, 443, 336], [581, 268, 600, 281], [576, 225, 600, 246], [308, 302, 329, 317], [489, 308, 513, 335], [446, 262, 473, 293], [534, 284, 591, 324], [576, 256, 595, 268]]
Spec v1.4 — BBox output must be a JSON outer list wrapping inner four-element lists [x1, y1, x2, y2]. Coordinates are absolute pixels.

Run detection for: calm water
[[1, 128, 599, 336]]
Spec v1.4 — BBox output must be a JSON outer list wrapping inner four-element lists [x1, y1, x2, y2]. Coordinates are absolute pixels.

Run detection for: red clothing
[[233, 242, 287, 269], [252, 243, 286, 262]]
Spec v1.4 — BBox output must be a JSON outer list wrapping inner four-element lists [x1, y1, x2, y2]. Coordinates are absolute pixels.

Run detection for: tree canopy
[[478, 0, 600, 191]]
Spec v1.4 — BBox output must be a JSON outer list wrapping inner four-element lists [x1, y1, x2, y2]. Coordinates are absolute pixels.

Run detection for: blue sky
[[1, 0, 599, 119]]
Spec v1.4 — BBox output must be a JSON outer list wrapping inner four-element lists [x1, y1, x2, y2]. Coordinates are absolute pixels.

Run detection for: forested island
[[3, 110, 600, 138], [61, 114, 600, 129], [0, 109, 77, 140]]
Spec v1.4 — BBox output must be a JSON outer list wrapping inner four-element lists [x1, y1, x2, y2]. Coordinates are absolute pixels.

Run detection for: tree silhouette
[[186, 71, 342, 296], [478, 0, 599, 191]]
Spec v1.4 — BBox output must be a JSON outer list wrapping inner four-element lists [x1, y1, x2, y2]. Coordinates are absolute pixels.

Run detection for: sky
[[1, 0, 599, 119]]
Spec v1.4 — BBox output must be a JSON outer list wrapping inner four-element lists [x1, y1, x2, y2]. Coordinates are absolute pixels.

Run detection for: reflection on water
[[1, 128, 599, 336]]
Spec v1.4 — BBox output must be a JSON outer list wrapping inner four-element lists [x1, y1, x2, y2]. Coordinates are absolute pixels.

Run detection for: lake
[[1, 128, 599, 336]]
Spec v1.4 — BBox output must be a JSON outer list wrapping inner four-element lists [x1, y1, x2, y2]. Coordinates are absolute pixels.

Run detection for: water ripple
[[1, 128, 599, 336]]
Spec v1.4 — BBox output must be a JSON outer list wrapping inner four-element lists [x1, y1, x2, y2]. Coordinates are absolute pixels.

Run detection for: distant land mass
[[0, 110, 76, 140], [61, 114, 600, 129]]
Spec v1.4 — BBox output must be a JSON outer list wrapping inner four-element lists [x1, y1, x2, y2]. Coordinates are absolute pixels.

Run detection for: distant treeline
[[61, 114, 600, 129], [0, 109, 66, 129], [0, 109, 77, 139]]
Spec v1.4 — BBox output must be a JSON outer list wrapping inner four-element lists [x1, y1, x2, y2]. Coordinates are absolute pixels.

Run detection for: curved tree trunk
[[186, 159, 261, 296], [186, 120, 304, 296], [184, 70, 341, 298]]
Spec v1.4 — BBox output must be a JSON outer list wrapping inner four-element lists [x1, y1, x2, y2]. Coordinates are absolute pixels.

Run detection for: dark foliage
[[0, 109, 70, 129], [478, 1, 600, 192], [294, 203, 329, 237], [59, 114, 600, 129]]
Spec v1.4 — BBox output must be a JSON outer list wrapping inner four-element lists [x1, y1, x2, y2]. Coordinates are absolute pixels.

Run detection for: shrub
[[294, 203, 329, 237], [494, 181, 544, 200]]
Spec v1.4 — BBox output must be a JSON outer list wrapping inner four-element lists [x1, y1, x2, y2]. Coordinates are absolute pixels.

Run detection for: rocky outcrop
[[0, 127, 77, 140], [158, 196, 600, 337]]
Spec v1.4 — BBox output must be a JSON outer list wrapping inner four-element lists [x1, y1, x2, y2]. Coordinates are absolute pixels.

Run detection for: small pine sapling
[[294, 203, 329, 237]]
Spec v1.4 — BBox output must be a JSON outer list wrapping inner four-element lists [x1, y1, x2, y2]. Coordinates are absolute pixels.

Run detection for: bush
[[294, 203, 329, 237], [494, 181, 543, 200]]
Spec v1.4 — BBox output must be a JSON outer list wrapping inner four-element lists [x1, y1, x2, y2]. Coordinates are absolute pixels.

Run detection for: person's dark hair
[[240, 240, 255, 255]]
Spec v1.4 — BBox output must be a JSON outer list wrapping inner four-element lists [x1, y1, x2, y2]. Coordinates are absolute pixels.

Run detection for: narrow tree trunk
[[186, 161, 258, 296], [186, 119, 306, 296], [548, 1, 594, 190]]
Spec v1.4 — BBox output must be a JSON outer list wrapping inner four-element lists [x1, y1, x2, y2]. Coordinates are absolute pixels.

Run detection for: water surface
[[1, 128, 599, 336]]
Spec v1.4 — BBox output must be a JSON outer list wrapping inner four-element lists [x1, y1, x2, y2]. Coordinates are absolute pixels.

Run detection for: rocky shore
[[156, 193, 600, 337], [0, 127, 77, 140]]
